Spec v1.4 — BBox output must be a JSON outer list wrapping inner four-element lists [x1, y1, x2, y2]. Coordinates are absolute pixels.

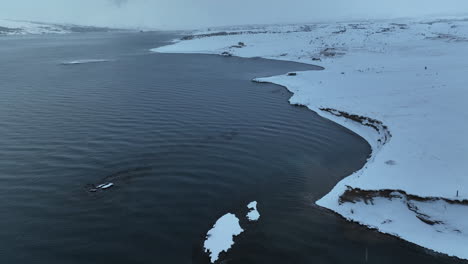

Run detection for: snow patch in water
[[246, 201, 260, 221], [204, 213, 243, 263], [97, 183, 114, 189], [61, 59, 111, 65]]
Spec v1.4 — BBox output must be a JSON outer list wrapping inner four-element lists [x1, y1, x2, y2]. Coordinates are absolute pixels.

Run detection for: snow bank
[[204, 213, 244, 263], [153, 16, 468, 259], [337, 190, 468, 259], [246, 201, 260, 221]]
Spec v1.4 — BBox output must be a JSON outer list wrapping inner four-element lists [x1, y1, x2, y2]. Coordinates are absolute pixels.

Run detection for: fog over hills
[[1, 0, 468, 29]]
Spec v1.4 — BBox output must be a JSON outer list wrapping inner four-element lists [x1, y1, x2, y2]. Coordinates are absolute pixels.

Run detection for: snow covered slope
[[152, 17, 468, 260], [0, 19, 111, 35]]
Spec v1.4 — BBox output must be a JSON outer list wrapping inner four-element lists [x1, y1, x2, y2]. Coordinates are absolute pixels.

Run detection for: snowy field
[[0, 19, 111, 35], [152, 17, 468, 260]]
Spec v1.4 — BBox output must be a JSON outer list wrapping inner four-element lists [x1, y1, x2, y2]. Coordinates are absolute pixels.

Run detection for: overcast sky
[[1, 0, 468, 29]]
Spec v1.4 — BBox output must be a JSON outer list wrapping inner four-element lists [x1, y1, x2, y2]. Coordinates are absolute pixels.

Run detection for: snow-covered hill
[[0, 19, 111, 35], [152, 17, 468, 260]]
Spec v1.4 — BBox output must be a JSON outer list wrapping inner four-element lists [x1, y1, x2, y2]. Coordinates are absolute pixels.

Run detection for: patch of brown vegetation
[[320, 108, 391, 144], [339, 187, 468, 226]]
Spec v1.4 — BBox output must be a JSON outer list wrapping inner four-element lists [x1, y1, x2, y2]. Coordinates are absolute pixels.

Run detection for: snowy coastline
[[152, 17, 468, 260]]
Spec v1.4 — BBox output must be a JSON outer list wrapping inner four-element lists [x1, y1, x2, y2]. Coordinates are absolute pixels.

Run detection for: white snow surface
[[338, 192, 468, 259], [204, 213, 244, 263], [153, 17, 468, 259], [246, 201, 260, 221], [0, 19, 70, 35]]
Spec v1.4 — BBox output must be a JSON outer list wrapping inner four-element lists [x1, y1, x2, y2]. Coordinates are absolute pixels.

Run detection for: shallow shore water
[[0, 32, 462, 263]]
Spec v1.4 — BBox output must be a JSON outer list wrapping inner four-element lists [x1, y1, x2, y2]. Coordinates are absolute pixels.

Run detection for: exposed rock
[[320, 48, 345, 57], [230, 42, 246, 49], [333, 27, 347, 34]]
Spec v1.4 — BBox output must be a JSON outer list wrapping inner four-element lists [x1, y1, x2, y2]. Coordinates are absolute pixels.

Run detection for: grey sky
[[1, 0, 467, 29]]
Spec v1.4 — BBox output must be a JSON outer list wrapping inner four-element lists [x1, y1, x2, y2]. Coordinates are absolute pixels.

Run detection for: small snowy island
[[153, 17, 468, 260]]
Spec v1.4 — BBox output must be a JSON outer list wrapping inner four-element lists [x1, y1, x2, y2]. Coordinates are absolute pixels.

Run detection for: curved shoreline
[[253, 65, 468, 261], [255, 74, 468, 262], [151, 18, 468, 260], [151, 48, 468, 260]]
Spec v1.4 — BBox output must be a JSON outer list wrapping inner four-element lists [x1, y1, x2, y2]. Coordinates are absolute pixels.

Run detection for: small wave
[[61, 59, 111, 65]]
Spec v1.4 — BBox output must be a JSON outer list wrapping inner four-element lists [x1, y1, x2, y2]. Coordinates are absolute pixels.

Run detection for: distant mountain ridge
[[0, 19, 116, 35]]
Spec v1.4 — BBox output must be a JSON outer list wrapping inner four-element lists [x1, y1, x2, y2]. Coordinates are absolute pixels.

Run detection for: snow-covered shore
[[151, 17, 468, 260]]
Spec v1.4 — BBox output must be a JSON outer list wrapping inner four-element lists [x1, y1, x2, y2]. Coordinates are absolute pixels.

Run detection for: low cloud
[[110, 0, 128, 7], [1, 0, 467, 30]]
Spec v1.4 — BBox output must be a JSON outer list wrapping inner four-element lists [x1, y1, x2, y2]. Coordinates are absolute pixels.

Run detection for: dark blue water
[[0, 32, 462, 264]]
